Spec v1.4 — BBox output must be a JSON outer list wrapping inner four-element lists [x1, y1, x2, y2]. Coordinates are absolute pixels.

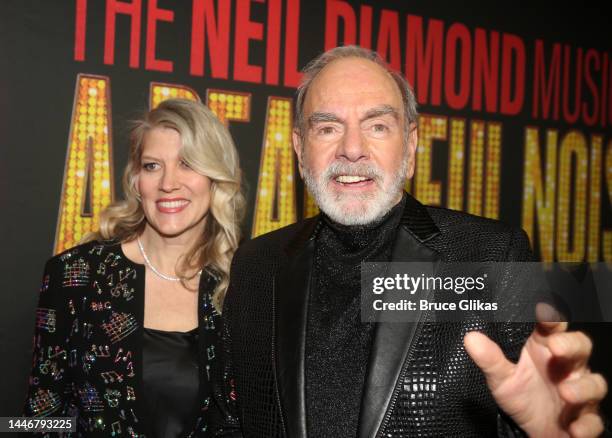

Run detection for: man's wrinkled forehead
[[303, 57, 404, 117]]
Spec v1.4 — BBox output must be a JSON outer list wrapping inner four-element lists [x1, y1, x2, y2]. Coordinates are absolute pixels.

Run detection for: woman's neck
[[138, 225, 199, 275]]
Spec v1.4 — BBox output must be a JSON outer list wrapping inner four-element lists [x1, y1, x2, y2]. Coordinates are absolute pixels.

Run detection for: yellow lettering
[[415, 114, 445, 205], [206, 89, 251, 126], [556, 131, 588, 261], [252, 98, 297, 237], [150, 82, 199, 108], [54, 75, 114, 253], [484, 122, 502, 219], [447, 118, 465, 210], [588, 135, 602, 261], [522, 127, 557, 262]]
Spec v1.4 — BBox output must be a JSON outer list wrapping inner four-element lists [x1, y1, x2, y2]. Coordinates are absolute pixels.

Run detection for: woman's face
[[137, 126, 212, 239]]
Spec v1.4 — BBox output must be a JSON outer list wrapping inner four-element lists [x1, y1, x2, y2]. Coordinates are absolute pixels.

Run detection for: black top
[[305, 196, 406, 438], [143, 327, 200, 438]]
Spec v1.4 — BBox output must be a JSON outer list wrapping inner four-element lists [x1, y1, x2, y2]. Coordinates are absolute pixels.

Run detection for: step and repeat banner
[[1, 0, 610, 414]]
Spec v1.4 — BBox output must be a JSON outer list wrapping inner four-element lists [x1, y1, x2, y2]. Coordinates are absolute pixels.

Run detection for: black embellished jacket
[[23, 240, 221, 437], [210, 194, 533, 437]]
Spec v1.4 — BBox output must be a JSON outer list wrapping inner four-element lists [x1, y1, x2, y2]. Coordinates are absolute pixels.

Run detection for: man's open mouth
[[334, 175, 372, 184]]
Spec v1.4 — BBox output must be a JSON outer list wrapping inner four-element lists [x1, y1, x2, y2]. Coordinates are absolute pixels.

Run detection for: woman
[[23, 99, 245, 437]]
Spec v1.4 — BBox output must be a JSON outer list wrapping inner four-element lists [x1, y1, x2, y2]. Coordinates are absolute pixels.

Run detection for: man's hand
[[464, 305, 607, 437]]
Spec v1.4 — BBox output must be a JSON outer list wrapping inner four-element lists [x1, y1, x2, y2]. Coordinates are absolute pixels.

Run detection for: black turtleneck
[[305, 195, 406, 438]]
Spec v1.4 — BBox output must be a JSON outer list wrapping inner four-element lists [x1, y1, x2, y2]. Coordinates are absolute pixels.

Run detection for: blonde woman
[[23, 99, 245, 437]]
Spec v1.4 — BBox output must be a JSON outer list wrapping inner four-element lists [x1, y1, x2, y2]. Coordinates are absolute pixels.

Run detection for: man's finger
[[464, 331, 514, 390], [560, 373, 608, 405], [535, 302, 568, 334], [548, 331, 593, 367], [568, 412, 604, 438]]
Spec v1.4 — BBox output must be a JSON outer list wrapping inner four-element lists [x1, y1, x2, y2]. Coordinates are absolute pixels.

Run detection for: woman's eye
[[180, 160, 192, 169], [142, 162, 158, 171]]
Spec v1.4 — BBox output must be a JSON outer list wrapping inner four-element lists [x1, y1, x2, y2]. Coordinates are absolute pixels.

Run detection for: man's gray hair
[[294, 45, 418, 139]]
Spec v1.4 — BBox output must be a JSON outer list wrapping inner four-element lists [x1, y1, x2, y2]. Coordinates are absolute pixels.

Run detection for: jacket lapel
[[274, 218, 320, 438], [358, 195, 441, 438]]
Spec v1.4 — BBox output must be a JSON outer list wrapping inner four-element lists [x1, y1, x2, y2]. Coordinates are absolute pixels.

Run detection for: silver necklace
[[137, 237, 202, 282]]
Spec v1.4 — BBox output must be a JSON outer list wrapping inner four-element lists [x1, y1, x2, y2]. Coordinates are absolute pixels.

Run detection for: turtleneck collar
[[317, 193, 407, 252], [306, 193, 406, 437]]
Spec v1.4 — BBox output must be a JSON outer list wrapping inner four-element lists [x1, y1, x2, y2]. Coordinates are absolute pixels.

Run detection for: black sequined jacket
[[209, 194, 533, 437], [23, 240, 222, 437]]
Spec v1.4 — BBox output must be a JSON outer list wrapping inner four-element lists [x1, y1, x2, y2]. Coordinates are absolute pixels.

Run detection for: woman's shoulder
[[43, 239, 125, 275], [40, 239, 143, 305]]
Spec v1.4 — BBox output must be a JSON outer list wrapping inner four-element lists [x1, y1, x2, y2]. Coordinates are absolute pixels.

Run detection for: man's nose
[[336, 125, 369, 162]]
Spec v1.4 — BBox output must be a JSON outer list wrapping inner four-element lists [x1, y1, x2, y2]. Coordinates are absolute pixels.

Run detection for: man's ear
[[406, 123, 418, 179], [292, 130, 304, 179]]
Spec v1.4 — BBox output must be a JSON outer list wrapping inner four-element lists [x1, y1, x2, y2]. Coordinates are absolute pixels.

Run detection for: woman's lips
[[156, 199, 190, 213]]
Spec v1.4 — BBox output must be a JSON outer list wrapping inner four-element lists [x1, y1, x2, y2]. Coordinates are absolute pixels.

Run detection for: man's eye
[[318, 126, 336, 135], [372, 124, 389, 132], [142, 162, 159, 171]]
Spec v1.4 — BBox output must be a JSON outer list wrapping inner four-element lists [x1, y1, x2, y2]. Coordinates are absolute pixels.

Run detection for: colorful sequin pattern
[[102, 312, 138, 344], [189, 273, 222, 437], [62, 257, 91, 287], [24, 241, 221, 437]]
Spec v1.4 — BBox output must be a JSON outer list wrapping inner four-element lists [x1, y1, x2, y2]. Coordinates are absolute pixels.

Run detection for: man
[[210, 46, 607, 437]]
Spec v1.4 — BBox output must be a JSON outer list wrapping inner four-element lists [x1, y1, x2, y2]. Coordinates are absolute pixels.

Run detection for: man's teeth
[[158, 200, 189, 208], [335, 175, 369, 183]]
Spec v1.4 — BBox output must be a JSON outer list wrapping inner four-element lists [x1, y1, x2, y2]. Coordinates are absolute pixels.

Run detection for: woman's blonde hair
[[86, 99, 245, 312]]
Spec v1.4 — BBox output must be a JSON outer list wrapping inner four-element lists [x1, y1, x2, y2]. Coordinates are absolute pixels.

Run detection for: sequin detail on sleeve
[[27, 389, 62, 417], [102, 312, 138, 344], [62, 258, 91, 287], [35, 308, 56, 333]]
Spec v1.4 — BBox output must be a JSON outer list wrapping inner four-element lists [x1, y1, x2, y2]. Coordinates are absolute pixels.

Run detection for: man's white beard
[[302, 154, 408, 226]]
